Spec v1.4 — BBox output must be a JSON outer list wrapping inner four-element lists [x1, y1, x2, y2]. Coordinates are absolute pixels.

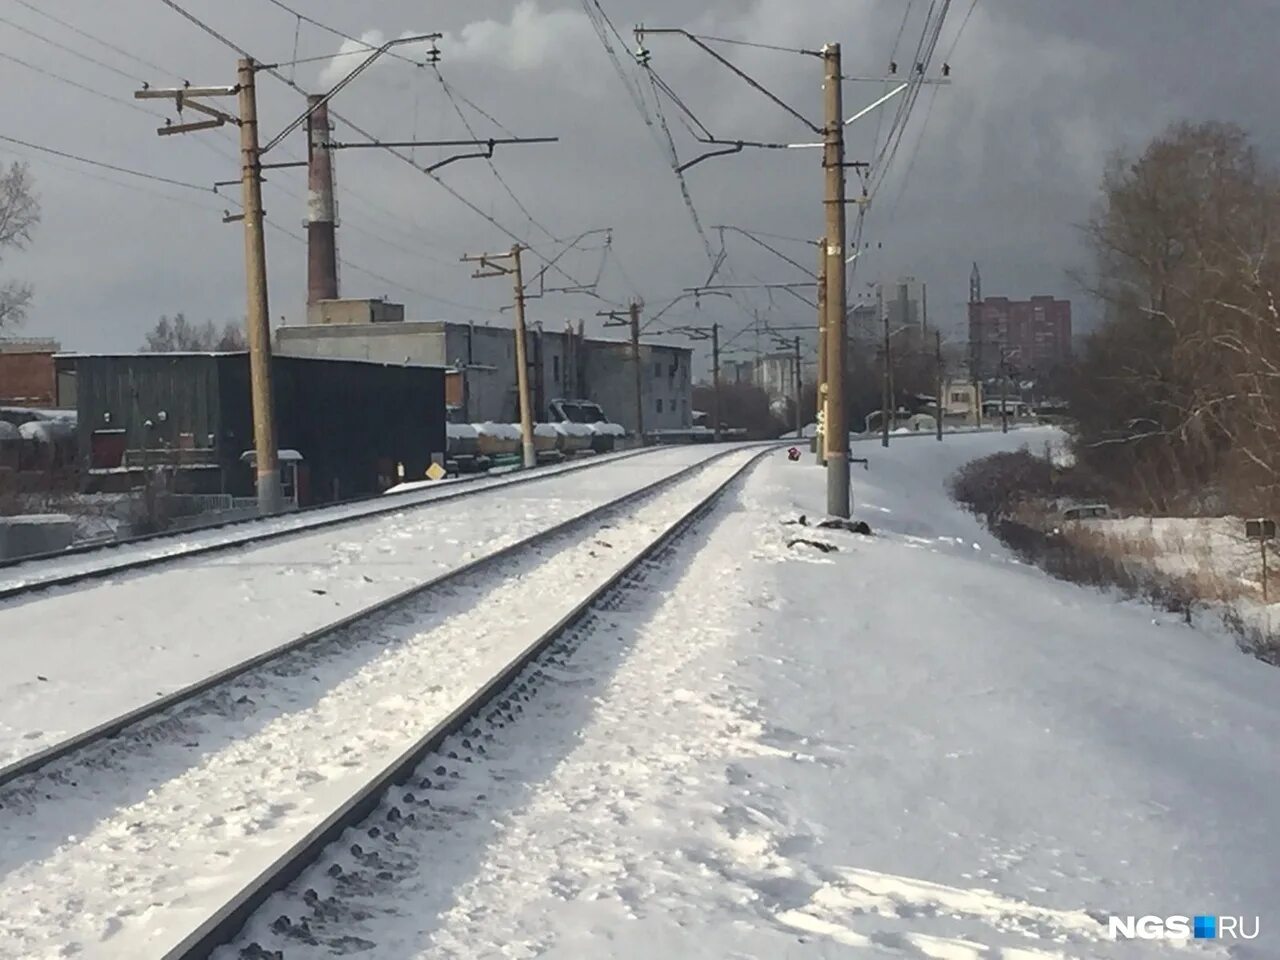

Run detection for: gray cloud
[[0, 0, 1274, 374]]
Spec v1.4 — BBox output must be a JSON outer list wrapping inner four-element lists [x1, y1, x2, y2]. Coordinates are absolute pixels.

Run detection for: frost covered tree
[[0, 162, 41, 333], [143, 313, 248, 351]]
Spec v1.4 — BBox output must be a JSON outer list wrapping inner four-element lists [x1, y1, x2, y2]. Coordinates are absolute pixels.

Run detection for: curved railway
[[0, 445, 657, 602], [0, 444, 769, 959]]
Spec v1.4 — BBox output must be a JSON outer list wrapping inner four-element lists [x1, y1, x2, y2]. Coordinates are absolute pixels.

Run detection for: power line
[[257, 0, 425, 68], [691, 34, 815, 56], [0, 133, 213, 192], [262, 216, 489, 315], [7, 0, 180, 79], [0, 12, 147, 83], [154, 0, 615, 303], [431, 66, 558, 243], [0, 48, 162, 118], [0, 140, 224, 216]]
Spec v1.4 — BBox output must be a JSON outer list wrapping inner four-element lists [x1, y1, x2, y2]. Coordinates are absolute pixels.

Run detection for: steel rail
[[0, 445, 767, 791], [161, 443, 771, 960], [0, 446, 664, 602]]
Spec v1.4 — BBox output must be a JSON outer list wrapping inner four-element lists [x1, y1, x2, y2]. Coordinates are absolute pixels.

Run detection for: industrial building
[[60, 352, 446, 503], [275, 301, 694, 435], [0, 338, 60, 408]]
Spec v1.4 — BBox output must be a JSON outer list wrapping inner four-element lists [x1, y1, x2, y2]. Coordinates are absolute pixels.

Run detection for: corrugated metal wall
[[75, 354, 224, 470], [73, 353, 446, 502]]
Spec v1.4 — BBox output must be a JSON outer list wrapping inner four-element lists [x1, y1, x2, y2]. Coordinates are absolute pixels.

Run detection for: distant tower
[[969, 261, 982, 305]]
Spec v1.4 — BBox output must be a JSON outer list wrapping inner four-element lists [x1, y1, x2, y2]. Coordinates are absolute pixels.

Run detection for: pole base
[[826, 455, 851, 519], [257, 472, 285, 516]]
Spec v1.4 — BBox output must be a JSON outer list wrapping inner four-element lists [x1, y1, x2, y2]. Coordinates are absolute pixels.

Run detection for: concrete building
[[275, 305, 693, 435], [755, 351, 799, 403], [967, 268, 1072, 379], [0, 338, 61, 408], [723, 359, 756, 385]]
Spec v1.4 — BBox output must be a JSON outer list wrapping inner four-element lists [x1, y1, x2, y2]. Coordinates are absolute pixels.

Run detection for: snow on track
[[0, 448, 647, 595], [0, 447, 762, 960], [229, 430, 1278, 960], [0, 444, 738, 769]]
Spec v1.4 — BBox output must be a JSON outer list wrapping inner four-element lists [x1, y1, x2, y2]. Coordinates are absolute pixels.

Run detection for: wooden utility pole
[[712, 322, 722, 442], [463, 246, 536, 468], [935, 330, 944, 442], [137, 63, 283, 514], [881, 309, 891, 448], [822, 43, 850, 517], [815, 237, 828, 464], [599, 302, 646, 447]]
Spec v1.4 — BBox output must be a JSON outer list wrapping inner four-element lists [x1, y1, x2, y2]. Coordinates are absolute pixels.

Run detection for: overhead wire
[[0, 49, 163, 118], [0, 132, 213, 192], [157, 0, 611, 304], [0, 12, 147, 84], [7, 0, 181, 79]]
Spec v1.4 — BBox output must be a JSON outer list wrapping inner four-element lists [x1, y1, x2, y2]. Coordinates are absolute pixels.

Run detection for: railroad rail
[[0, 445, 764, 794], [0, 445, 660, 603], [161, 444, 769, 959]]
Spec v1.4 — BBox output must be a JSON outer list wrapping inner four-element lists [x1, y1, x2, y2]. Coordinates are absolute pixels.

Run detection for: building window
[[656, 398, 664, 414], [553, 355, 560, 383], [654, 361, 662, 378], [951, 391, 966, 403]]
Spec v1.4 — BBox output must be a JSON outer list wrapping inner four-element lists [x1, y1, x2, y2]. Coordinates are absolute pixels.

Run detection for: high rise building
[[967, 273, 1072, 380]]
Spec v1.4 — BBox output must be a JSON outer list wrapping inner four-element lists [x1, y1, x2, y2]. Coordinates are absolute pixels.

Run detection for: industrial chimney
[[306, 94, 338, 305]]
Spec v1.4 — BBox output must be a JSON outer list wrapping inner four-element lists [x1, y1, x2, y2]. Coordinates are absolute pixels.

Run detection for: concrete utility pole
[[631, 301, 645, 446], [1000, 349, 1009, 435], [711, 322, 722, 442], [815, 236, 828, 464], [598, 302, 646, 447], [822, 43, 851, 517], [793, 336, 803, 439], [136, 63, 284, 515], [463, 246, 537, 468], [881, 308, 891, 448], [306, 94, 338, 304], [237, 60, 284, 514], [935, 329, 944, 442]]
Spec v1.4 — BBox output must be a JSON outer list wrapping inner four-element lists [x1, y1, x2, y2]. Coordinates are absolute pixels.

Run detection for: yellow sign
[[425, 462, 447, 482]]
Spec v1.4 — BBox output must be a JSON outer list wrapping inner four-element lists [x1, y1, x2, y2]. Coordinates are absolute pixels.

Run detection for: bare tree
[[1069, 120, 1280, 513], [0, 162, 40, 333], [143, 313, 248, 351]]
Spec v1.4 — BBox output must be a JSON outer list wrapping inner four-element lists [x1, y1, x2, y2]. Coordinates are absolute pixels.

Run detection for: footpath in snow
[[236, 428, 1277, 959]]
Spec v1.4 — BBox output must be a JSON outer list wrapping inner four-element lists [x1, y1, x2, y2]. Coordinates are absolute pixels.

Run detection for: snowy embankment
[[0, 444, 734, 770], [1068, 514, 1280, 649], [230, 428, 1278, 960], [0, 449, 763, 959]]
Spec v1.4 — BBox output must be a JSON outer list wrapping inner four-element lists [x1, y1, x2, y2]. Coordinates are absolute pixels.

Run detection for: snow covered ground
[[230, 428, 1277, 960], [0, 444, 741, 769], [0, 448, 763, 959]]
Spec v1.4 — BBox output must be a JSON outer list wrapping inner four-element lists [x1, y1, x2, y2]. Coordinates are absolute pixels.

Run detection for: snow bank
[[446, 423, 479, 441], [588, 422, 626, 437], [475, 422, 521, 441]]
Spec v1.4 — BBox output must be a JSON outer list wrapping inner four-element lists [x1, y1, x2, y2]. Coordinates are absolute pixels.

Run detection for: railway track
[[0, 445, 770, 959], [0, 445, 658, 602]]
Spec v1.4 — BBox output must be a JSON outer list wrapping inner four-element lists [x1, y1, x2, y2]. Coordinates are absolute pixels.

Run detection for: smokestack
[[307, 95, 338, 305]]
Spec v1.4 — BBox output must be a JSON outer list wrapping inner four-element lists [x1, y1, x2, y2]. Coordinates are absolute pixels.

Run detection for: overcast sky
[[0, 0, 1275, 374]]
